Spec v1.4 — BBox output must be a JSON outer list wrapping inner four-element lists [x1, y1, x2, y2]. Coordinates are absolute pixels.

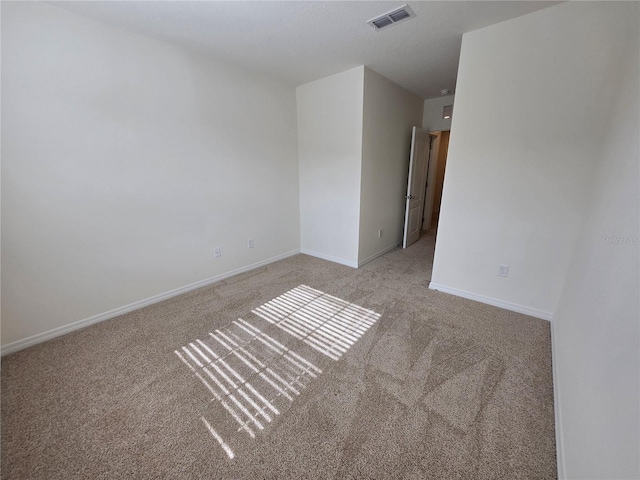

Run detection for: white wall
[[552, 5, 639, 478], [297, 66, 364, 267], [430, 2, 632, 320], [422, 95, 454, 132], [1, 2, 300, 349], [359, 68, 423, 265], [430, 2, 639, 477]]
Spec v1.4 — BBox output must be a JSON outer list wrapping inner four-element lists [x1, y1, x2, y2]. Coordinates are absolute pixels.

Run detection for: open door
[[402, 127, 430, 248]]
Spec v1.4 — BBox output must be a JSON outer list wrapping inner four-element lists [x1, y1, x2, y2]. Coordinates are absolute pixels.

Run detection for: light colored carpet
[[1, 230, 557, 479]]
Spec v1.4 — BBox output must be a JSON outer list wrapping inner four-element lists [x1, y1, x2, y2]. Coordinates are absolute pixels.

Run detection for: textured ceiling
[[52, 1, 559, 99]]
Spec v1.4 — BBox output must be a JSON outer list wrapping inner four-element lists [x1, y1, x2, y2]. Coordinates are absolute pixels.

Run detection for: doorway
[[422, 130, 450, 232], [400, 128, 449, 280], [402, 128, 450, 251]]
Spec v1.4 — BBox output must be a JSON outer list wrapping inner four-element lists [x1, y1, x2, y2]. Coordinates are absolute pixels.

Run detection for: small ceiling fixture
[[440, 89, 450, 96], [442, 105, 453, 120], [367, 4, 416, 31]]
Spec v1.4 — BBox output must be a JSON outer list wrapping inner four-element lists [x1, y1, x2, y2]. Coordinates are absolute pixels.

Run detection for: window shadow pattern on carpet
[[175, 285, 381, 458]]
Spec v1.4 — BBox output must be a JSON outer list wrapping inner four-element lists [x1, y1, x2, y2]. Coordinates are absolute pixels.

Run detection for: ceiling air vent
[[367, 4, 416, 31]]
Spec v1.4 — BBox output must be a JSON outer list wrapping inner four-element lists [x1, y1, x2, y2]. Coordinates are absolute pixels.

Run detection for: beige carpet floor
[[1, 230, 557, 479]]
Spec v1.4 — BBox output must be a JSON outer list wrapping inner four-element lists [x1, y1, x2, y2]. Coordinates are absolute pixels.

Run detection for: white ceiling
[[52, 1, 560, 99]]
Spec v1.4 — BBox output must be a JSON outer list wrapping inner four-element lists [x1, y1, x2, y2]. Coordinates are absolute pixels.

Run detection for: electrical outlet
[[498, 264, 509, 277], [248, 239, 254, 249], [214, 247, 221, 258], [378, 229, 383, 238]]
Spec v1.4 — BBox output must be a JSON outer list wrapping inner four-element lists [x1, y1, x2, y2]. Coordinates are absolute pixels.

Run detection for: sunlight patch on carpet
[[175, 285, 381, 459], [252, 285, 381, 360]]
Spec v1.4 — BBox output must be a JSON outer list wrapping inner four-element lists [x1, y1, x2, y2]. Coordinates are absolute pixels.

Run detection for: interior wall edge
[[551, 318, 566, 479], [428, 282, 553, 321], [357, 242, 401, 268], [299, 249, 359, 269], [0, 249, 301, 356]]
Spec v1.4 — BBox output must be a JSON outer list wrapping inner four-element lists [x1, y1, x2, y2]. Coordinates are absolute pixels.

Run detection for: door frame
[[422, 131, 441, 231]]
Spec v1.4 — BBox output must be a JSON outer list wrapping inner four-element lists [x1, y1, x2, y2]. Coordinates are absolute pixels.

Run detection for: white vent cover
[[367, 5, 416, 31]]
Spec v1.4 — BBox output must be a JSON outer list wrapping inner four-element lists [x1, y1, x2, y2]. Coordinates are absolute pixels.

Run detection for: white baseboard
[[550, 320, 566, 479], [1, 249, 300, 356], [300, 249, 358, 268], [358, 243, 401, 267], [427, 282, 553, 321]]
